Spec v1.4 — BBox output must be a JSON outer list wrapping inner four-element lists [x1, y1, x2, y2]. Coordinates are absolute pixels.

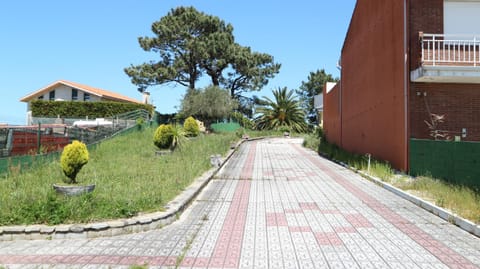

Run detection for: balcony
[[411, 33, 480, 83]]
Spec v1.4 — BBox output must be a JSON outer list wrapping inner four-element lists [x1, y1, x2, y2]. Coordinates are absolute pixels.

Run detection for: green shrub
[[184, 116, 200, 137], [154, 124, 174, 150], [31, 100, 153, 118], [60, 140, 89, 184], [136, 117, 145, 130], [231, 112, 254, 129]]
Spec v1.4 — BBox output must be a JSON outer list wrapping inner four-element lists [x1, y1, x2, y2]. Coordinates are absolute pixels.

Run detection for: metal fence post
[[37, 123, 41, 155]]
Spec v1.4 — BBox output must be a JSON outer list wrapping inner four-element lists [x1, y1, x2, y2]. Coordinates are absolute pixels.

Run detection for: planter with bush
[[54, 140, 94, 196]]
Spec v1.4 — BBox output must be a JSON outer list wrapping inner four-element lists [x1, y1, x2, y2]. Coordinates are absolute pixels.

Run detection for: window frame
[[72, 88, 78, 101], [49, 90, 55, 101]]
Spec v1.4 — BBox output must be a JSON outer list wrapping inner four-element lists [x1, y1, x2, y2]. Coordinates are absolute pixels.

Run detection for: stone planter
[[155, 149, 173, 156], [53, 183, 96, 196]]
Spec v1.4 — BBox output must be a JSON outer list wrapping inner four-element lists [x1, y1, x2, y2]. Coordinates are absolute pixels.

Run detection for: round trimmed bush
[[154, 124, 174, 149], [184, 116, 200, 137], [60, 140, 89, 184]]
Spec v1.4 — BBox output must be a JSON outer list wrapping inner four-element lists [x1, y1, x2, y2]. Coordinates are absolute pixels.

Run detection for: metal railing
[[421, 33, 480, 67]]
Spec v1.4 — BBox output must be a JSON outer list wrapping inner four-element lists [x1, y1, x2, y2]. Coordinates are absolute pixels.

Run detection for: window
[[49, 90, 55, 101], [38, 95, 44, 100], [72, 88, 78, 101], [84, 93, 90, 101], [444, 1, 480, 37]]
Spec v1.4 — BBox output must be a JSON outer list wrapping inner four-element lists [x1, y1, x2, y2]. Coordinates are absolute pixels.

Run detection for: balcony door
[[444, 0, 480, 37]]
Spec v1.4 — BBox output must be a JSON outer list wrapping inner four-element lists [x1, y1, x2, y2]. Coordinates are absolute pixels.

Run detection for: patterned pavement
[[0, 138, 479, 268]]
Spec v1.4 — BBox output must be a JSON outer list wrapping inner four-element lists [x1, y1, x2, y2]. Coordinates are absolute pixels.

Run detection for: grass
[[0, 126, 238, 225], [303, 132, 480, 224]]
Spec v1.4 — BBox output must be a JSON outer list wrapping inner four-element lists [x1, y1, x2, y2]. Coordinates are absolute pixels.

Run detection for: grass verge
[[0, 126, 238, 225], [303, 132, 480, 224]]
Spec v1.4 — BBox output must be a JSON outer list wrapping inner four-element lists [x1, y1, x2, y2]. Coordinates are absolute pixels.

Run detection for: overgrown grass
[[0, 126, 237, 225], [302, 132, 480, 224], [400, 177, 480, 223]]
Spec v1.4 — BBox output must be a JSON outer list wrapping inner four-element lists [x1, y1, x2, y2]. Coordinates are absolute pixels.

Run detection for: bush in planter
[[60, 140, 89, 184], [154, 124, 174, 150], [184, 116, 200, 137]]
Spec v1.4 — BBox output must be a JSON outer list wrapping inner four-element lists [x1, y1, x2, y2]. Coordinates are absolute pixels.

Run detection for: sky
[[0, 0, 356, 125]]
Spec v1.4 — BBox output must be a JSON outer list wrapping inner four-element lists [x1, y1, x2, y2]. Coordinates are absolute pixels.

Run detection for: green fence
[[211, 122, 241, 133], [409, 139, 480, 190]]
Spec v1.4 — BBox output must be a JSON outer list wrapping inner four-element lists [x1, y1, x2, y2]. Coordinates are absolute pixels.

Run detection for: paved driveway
[[0, 138, 479, 268]]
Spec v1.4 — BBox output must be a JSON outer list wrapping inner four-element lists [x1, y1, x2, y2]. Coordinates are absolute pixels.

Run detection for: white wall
[[34, 86, 101, 102], [444, 1, 480, 36]]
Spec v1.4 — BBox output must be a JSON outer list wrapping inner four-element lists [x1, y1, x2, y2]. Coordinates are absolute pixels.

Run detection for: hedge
[[31, 100, 153, 118]]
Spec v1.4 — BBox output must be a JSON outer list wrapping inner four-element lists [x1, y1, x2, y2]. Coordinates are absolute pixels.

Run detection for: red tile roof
[[20, 80, 142, 104]]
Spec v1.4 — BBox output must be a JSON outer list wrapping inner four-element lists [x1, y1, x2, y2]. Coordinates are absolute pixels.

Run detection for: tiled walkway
[[0, 138, 479, 268]]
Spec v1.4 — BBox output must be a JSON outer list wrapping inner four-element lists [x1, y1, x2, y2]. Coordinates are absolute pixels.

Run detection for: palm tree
[[254, 87, 307, 133]]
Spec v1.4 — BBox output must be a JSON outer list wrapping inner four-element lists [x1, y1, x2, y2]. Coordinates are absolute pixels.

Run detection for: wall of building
[[409, 0, 443, 70], [410, 83, 480, 141], [323, 83, 341, 146], [339, 0, 408, 171], [35, 86, 101, 102]]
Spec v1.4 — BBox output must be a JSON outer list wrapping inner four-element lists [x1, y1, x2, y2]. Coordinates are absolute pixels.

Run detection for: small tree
[[180, 85, 238, 128], [60, 141, 89, 184], [153, 124, 175, 150], [296, 69, 338, 125], [184, 116, 200, 137]]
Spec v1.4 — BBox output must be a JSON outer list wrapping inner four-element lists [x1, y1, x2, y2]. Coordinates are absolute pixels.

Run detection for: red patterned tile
[[163, 256, 177, 266]]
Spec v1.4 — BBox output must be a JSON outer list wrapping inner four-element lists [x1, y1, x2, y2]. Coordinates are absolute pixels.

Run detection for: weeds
[[303, 132, 480, 224]]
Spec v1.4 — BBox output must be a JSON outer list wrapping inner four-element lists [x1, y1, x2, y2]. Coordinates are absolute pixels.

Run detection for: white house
[[20, 80, 148, 125]]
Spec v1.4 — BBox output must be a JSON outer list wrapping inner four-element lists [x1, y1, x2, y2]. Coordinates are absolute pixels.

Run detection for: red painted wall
[[339, 0, 408, 171], [323, 83, 341, 146]]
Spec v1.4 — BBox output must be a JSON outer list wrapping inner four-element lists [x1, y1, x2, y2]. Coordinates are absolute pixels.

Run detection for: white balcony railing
[[421, 33, 480, 67]]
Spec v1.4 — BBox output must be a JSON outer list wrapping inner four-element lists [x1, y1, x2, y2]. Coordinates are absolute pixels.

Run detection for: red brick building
[[324, 0, 480, 173]]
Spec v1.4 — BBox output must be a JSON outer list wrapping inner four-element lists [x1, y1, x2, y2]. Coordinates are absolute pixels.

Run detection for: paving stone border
[[0, 137, 256, 241], [318, 152, 480, 238]]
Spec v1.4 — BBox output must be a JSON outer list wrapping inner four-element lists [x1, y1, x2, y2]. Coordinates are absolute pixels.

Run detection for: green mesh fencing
[[211, 122, 241, 132], [409, 139, 480, 190]]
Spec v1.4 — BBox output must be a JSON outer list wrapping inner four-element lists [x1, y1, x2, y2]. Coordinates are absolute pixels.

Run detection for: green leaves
[[296, 69, 338, 124], [60, 141, 89, 184], [180, 86, 238, 126], [255, 87, 307, 133], [125, 6, 235, 90], [124, 6, 280, 102], [31, 100, 153, 118]]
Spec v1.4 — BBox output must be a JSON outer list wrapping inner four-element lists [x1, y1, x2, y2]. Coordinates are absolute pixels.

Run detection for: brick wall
[[409, 0, 444, 70], [410, 83, 480, 141]]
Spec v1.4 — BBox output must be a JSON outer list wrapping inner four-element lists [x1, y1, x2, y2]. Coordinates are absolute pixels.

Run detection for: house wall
[[323, 83, 341, 146], [409, 0, 444, 70], [410, 83, 480, 141], [35, 85, 101, 102], [339, 0, 408, 171]]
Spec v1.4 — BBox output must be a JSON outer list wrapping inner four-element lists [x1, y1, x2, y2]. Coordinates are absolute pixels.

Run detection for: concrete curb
[[318, 153, 480, 238], [0, 137, 251, 241]]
